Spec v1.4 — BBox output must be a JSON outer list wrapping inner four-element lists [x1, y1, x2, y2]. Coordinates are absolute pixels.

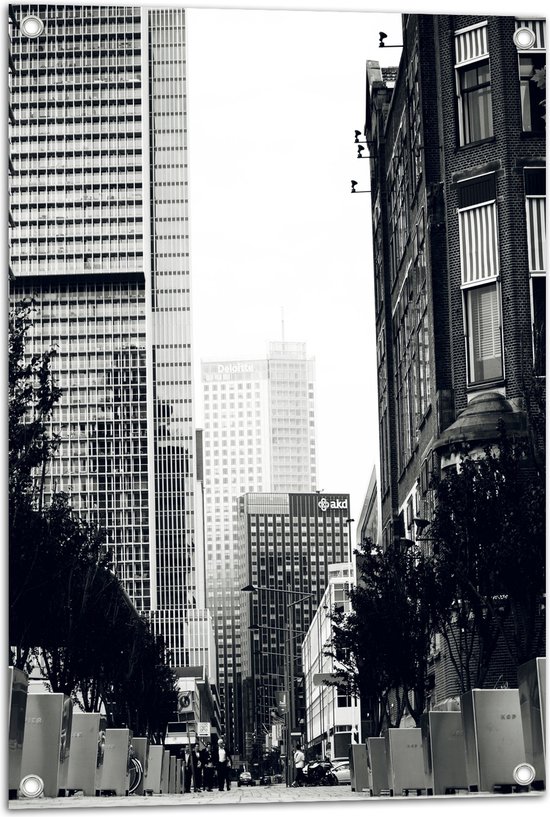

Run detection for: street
[[7, 783, 545, 812]]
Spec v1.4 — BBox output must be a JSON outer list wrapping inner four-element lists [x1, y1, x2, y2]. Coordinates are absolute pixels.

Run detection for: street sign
[[196, 722, 210, 738]]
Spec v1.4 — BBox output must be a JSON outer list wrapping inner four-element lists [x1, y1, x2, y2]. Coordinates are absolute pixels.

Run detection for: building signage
[[197, 722, 211, 738], [217, 363, 254, 375], [318, 497, 348, 512]]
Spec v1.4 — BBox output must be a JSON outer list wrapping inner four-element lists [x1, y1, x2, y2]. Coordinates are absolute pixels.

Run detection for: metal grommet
[[513, 27, 536, 50], [20, 15, 45, 38], [19, 774, 45, 798], [513, 762, 536, 786]]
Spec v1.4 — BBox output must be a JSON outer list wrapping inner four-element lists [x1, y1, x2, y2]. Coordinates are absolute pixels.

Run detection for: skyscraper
[[201, 341, 317, 754], [239, 492, 352, 765], [8, 4, 206, 670]]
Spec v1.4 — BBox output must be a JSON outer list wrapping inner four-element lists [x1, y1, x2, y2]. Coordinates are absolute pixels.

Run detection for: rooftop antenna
[[281, 307, 285, 344]]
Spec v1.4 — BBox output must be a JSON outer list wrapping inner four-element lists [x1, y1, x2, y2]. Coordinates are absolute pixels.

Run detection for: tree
[[9, 301, 178, 737], [326, 538, 436, 734], [429, 432, 546, 691]]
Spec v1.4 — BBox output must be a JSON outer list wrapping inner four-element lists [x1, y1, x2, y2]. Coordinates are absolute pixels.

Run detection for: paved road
[[8, 783, 362, 809], [8, 783, 545, 811]]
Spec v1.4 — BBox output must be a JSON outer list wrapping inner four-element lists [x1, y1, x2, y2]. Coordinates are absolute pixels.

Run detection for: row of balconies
[[13, 105, 142, 123], [11, 176, 142, 192], [11, 118, 143, 136], [10, 191, 143, 206], [10, 224, 142, 240], [10, 74, 141, 91]]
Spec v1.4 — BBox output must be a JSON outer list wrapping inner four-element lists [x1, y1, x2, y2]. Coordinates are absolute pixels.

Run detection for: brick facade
[[366, 12, 545, 546], [365, 13, 545, 700]]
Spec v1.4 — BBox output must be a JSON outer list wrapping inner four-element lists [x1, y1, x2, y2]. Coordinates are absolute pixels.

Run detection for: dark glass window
[[458, 60, 493, 144], [531, 276, 546, 376], [519, 54, 546, 133]]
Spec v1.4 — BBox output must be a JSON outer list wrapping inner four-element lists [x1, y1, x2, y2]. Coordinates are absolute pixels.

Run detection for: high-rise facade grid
[[8, 4, 207, 670]]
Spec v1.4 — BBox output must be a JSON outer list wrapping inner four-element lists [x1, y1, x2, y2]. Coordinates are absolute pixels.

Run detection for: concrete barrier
[[461, 688, 526, 792], [67, 712, 102, 795], [349, 744, 369, 792], [8, 667, 28, 799], [96, 728, 131, 795], [132, 737, 149, 795], [422, 710, 467, 795], [143, 744, 163, 793], [20, 692, 72, 798], [386, 728, 428, 796], [518, 658, 546, 789], [366, 736, 389, 796], [161, 749, 170, 793]]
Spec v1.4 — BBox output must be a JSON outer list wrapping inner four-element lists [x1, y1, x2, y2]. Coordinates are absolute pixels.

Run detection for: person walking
[[217, 740, 232, 791], [293, 743, 306, 787], [199, 741, 214, 791], [190, 743, 202, 792]]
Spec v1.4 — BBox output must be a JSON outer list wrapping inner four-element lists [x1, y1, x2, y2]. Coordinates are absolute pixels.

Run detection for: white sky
[[186, 4, 405, 523], [183, 0, 538, 529]]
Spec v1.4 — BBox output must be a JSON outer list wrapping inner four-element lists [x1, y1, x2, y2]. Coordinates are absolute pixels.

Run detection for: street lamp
[[344, 518, 355, 557], [241, 584, 315, 786]]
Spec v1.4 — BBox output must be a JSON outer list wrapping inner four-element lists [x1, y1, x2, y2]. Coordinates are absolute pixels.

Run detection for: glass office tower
[[8, 4, 201, 668], [201, 342, 317, 754]]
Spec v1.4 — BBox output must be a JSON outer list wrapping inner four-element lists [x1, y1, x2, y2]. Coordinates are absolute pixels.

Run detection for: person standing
[[190, 743, 202, 792], [183, 747, 193, 793], [217, 740, 232, 791], [293, 743, 306, 787]]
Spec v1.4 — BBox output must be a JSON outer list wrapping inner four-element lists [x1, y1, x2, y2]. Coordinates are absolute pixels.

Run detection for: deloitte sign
[[318, 497, 348, 512], [217, 363, 254, 375]]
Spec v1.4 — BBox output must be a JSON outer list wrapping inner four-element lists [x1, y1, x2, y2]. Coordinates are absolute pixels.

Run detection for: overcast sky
[[186, 4, 404, 525]]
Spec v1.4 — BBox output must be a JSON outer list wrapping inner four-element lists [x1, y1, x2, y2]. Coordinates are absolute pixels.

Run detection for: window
[[515, 20, 546, 133], [519, 54, 546, 132], [455, 23, 493, 145], [458, 174, 502, 384], [466, 283, 502, 382], [531, 276, 546, 375], [525, 168, 546, 374]]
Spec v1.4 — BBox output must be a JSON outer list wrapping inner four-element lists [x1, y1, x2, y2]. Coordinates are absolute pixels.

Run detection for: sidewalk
[[7, 783, 545, 810], [8, 784, 365, 809]]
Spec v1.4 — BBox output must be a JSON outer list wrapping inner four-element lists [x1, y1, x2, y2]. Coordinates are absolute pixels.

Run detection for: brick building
[[364, 14, 545, 698]]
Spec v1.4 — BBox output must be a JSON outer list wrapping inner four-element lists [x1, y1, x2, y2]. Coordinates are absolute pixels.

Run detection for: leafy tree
[[429, 432, 545, 691], [326, 538, 436, 734], [9, 300, 178, 738]]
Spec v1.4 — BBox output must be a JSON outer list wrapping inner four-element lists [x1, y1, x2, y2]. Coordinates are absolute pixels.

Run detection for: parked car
[[329, 760, 351, 785], [238, 771, 254, 787]]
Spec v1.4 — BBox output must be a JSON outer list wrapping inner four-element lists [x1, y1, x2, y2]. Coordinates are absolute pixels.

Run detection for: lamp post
[[241, 584, 315, 786], [344, 518, 355, 558]]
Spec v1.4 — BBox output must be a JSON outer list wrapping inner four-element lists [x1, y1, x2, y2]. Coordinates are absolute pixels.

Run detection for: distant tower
[[201, 341, 316, 754]]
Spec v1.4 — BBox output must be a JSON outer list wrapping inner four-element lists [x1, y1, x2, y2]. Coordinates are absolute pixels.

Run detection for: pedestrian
[[183, 746, 193, 793], [190, 742, 202, 792], [217, 740, 232, 791], [199, 741, 214, 791], [293, 743, 306, 787]]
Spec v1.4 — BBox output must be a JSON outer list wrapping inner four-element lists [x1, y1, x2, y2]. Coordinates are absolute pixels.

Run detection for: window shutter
[[459, 202, 499, 285], [471, 286, 500, 363], [515, 19, 546, 50], [455, 22, 488, 66], [526, 197, 546, 272]]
